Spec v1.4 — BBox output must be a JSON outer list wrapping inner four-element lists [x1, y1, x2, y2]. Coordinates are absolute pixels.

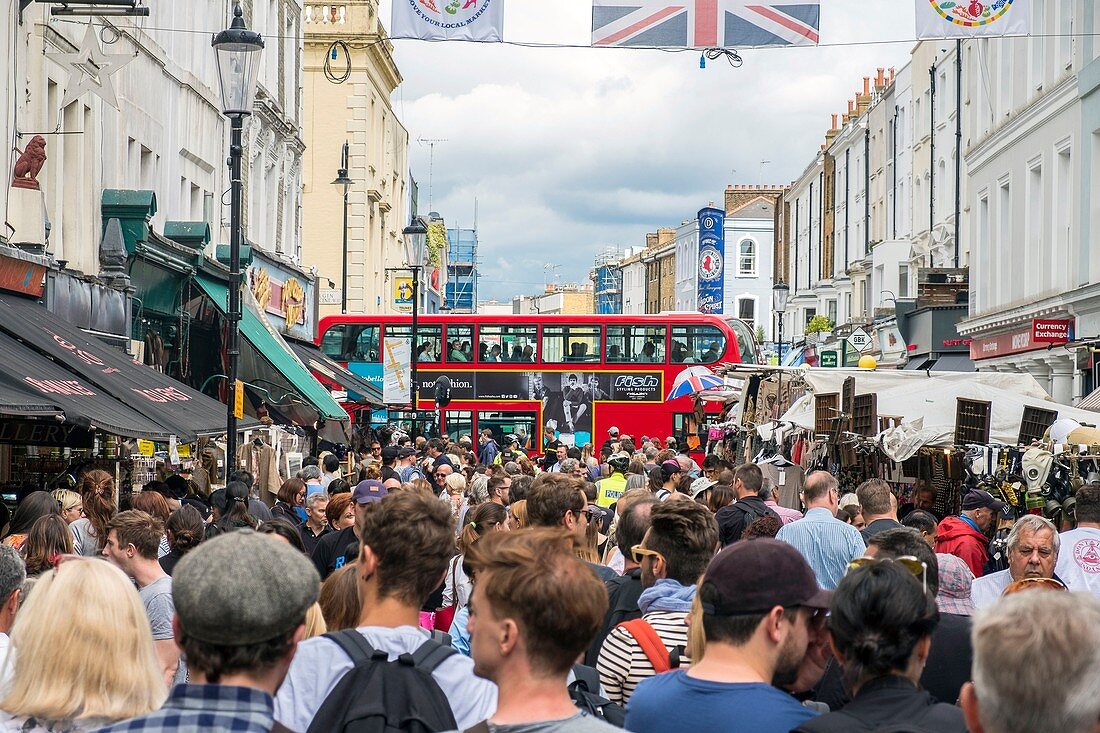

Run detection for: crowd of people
[[0, 426, 1097, 732]]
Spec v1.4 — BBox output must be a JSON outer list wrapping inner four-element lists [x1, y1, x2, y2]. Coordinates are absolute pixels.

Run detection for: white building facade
[[957, 0, 1100, 404], [1, 1, 303, 276]]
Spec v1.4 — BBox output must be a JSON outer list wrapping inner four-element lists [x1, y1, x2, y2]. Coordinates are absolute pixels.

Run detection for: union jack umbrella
[[667, 365, 726, 401], [591, 0, 821, 49]]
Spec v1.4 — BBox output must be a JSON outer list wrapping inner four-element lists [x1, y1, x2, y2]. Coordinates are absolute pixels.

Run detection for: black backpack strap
[[323, 629, 383, 665], [571, 663, 599, 693], [410, 638, 457, 674], [429, 628, 453, 648]]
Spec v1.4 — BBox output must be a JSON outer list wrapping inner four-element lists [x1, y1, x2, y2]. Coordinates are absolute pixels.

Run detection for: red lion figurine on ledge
[[12, 135, 47, 190]]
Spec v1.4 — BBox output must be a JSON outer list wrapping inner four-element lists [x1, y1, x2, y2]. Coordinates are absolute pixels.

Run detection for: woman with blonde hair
[[0, 559, 165, 730], [51, 490, 83, 525], [443, 472, 468, 526], [508, 499, 529, 530], [70, 470, 116, 556], [318, 562, 362, 631]]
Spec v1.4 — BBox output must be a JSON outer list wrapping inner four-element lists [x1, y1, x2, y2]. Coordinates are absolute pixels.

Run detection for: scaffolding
[[446, 228, 478, 313], [593, 246, 623, 315]]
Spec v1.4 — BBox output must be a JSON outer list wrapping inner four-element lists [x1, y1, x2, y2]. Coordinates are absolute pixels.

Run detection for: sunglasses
[[630, 544, 665, 565], [1003, 577, 1067, 596], [847, 555, 928, 594]]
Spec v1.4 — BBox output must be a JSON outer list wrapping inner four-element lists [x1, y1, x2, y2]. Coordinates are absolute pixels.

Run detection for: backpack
[[399, 465, 426, 483], [305, 630, 458, 733], [617, 618, 683, 673], [569, 663, 627, 728]]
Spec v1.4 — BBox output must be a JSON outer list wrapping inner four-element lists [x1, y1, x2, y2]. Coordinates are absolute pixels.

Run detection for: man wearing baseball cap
[[95, 531, 320, 731], [309, 479, 386, 580], [601, 426, 620, 455], [934, 489, 1006, 578], [626, 539, 828, 733]]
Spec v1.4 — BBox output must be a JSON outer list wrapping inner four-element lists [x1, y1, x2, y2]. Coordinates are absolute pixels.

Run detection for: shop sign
[[0, 420, 94, 448], [247, 252, 317, 342], [137, 439, 155, 456], [877, 326, 908, 362], [820, 351, 839, 368], [1032, 319, 1073, 343], [970, 324, 1061, 360], [0, 254, 45, 297], [393, 277, 413, 313]]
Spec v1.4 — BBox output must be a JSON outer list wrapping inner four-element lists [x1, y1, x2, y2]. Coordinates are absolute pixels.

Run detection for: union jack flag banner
[[591, 1, 820, 49]]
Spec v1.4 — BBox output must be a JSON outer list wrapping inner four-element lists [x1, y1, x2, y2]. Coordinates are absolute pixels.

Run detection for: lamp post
[[212, 2, 263, 475], [772, 280, 790, 420], [331, 141, 354, 314], [402, 216, 428, 414]]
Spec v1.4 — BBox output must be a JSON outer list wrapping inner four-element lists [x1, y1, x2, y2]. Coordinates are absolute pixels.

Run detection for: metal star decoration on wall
[[46, 24, 135, 110]]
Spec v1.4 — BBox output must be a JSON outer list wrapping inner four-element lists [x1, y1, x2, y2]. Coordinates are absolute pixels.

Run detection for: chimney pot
[[863, 77, 870, 95], [831, 113, 838, 129]]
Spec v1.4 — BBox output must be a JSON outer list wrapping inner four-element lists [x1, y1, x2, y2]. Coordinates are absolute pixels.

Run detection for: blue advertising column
[[697, 206, 726, 314]]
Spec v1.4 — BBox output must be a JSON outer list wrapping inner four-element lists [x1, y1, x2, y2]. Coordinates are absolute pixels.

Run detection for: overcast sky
[[380, 1, 917, 303]]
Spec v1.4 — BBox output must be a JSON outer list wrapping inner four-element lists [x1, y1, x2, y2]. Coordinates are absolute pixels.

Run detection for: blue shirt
[[91, 684, 275, 733], [775, 507, 866, 590], [626, 671, 817, 733]]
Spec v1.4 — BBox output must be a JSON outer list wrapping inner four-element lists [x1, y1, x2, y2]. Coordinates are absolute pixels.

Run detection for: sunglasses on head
[[847, 555, 928, 594], [1003, 577, 1066, 596]]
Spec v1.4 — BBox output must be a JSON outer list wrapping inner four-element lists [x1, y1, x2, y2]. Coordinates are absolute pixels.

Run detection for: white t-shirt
[[971, 569, 1012, 610], [274, 625, 497, 732], [1055, 527, 1100, 597], [0, 633, 12, 693]]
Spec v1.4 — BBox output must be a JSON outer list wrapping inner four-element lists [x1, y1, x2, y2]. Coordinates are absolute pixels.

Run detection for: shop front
[[900, 305, 975, 373], [965, 316, 1077, 404]]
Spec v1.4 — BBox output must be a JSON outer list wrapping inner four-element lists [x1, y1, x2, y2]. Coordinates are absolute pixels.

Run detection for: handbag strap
[[618, 618, 671, 673]]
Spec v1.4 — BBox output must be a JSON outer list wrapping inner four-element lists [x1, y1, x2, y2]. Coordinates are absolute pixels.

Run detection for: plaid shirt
[[90, 685, 275, 733]]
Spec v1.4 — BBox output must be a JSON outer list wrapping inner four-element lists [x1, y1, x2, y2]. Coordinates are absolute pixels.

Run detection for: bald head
[[802, 471, 839, 512]]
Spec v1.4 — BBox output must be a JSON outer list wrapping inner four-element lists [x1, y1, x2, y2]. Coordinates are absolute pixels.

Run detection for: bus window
[[447, 325, 474, 363], [479, 325, 537, 363], [542, 325, 602, 363], [477, 411, 537, 450], [606, 325, 666, 363], [445, 410, 473, 443], [725, 318, 758, 364], [320, 324, 380, 363], [388, 325, 443, 363], [670, 325, 726, 364]]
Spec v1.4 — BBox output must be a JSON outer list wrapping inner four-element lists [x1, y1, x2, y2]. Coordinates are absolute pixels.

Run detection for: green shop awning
[[193, 274, 349, 425]]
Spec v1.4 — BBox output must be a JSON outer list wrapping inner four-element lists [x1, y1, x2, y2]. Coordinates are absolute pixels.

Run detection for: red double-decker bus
[[317, 313, 757, 455]]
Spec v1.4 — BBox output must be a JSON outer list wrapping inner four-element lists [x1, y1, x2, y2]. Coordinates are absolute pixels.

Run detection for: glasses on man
[[630, 544, 665, 565], [847, 555, 928, 594]]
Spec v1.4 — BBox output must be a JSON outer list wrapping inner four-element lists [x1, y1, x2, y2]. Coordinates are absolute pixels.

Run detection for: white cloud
[[381, 1, 917, 301]]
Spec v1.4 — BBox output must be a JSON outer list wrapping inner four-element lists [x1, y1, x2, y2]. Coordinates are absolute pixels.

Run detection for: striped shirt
[[596, 611, 691, 706], [775, 507, 866, 590]]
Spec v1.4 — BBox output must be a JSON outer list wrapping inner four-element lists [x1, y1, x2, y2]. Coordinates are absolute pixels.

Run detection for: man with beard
[[626, 539, 828, 733]]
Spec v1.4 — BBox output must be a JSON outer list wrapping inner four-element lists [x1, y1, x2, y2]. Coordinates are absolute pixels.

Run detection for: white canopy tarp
[[796, 368, 1051, 402], [779, 378, 1100, 448]]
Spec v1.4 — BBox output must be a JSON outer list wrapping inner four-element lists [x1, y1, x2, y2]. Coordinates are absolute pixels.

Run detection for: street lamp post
[[402, 216, 428, 414], [212, 2, 263, 475], [331, 142, 354, 314], [772, 280, 790, 421]]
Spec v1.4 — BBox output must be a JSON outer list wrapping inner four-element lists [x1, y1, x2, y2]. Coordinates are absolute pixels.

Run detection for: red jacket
[[935, 516, 989, 577]]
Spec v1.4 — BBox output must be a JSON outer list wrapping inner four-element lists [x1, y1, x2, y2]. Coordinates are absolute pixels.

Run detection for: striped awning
[[1078, 387, 1100, 412]]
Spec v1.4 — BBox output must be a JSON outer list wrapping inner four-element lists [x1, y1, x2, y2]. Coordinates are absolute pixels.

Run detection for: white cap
[[689, 477, 717, 499], [608, 426, 620, 436]]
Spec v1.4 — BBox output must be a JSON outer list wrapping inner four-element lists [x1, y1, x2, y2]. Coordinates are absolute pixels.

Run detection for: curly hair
[[78, 469, 116, 548]]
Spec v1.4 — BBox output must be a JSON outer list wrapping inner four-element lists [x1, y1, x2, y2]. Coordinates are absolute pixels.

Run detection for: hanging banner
[[697, 206, 726, 315], [916, 0, 1030, 38], [392, 0, 504, 42], [393, 277, 414, 313], [592, 1, 820, 49], [382, 338, 412, 405]]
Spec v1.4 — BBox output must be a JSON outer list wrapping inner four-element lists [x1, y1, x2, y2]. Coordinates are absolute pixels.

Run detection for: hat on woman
[[935, 552, 977, 616]]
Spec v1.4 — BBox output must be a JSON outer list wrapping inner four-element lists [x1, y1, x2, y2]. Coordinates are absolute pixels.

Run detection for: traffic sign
[[820, 350, 839, 368], [846, 327, 873, 353]]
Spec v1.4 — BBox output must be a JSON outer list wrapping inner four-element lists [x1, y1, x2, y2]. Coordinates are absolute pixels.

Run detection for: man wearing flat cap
[[93, 530, 320, 732], [626, 539, 829, 733]]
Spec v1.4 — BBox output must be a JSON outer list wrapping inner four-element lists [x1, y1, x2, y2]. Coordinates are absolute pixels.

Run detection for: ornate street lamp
[[213, 2, 263, 472], [331, 142, 354, 314], [402, 216, 429, 411], [772, 280, 790, 420]]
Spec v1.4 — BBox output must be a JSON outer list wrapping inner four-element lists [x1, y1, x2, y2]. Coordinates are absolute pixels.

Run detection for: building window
[[827, 299, 838, 326], [738, 238, 757, 276], [899, 264, 910, 298], [737, 297, 756, 328]]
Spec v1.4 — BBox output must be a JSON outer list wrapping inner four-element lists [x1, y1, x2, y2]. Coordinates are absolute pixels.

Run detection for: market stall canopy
[[285, 340, 383, 406], [794, 368, 1052, 402], [0, 330, 172, 439], [780, 375, 1099, 448], [0, 293, 245, 442], [193, 275, 350, 436], [0, 380, 61, 419]]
